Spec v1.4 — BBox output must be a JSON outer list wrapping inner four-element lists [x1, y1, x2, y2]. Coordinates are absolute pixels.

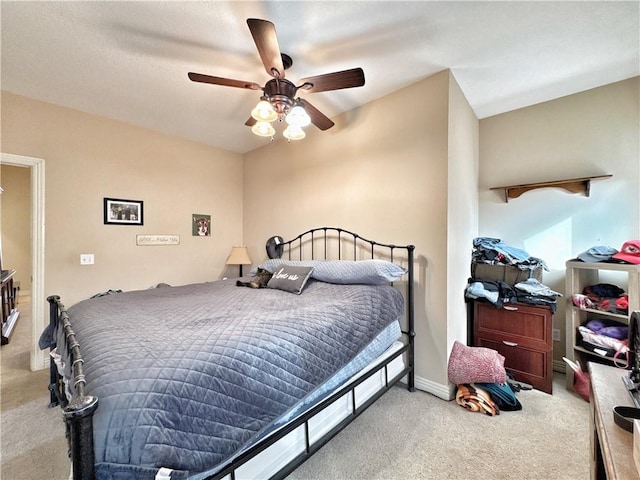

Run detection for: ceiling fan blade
[[247, 18, 285, 79], [298, 68, 365, 93], [245, 117, 257, 127], [299, 99, 335, 131], [188, 72, 262, 90]]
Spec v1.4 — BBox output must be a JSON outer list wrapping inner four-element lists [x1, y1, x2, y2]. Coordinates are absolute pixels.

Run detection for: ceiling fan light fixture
[[283, 125, 306, 141], [188, 19, 365, 143], [285, 104, 311, 127], [252, 121, 276, 137], [251, 99, 277, 122]]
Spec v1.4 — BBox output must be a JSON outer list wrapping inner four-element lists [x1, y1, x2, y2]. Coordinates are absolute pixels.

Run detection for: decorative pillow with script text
[[267, 265, 314, 294]]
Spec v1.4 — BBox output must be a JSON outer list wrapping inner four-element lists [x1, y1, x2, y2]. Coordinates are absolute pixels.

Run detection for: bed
[[44, 227, 415, 480]]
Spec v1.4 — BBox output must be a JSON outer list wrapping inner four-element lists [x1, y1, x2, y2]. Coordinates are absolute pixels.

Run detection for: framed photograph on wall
[[104, 198, 144, 225], [192, 214, 211, 236]]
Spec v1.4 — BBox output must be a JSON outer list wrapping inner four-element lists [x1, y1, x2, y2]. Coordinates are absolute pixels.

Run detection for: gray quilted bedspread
[[66, 279, 404, 478]]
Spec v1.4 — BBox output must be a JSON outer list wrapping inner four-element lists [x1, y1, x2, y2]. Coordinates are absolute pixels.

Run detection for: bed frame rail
[[208, 344, 411, 480], [47, 295, 99, 480]]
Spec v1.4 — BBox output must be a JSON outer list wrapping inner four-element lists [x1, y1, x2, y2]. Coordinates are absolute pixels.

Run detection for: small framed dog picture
[[192, 214, 211, 236]]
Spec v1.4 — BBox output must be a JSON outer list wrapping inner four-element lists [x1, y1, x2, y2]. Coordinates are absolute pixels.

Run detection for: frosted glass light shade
[[283, 125, 306, 141], [251, 99, 277, 122], [252, 121, 276, 137], [285, 105, 311, 127]]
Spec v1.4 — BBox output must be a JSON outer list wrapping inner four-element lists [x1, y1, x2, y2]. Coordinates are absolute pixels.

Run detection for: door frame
[[1, 152, 46, 370]]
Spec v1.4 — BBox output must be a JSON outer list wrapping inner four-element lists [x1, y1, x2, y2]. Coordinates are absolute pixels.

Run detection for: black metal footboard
[[47, 295, 99, 480]]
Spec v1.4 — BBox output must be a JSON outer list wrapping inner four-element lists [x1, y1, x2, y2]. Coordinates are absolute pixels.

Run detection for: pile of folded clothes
[[572, 282, 630, 365], [572, 282, 628, 315], [466, 237, 561, 311], [513, 277, 563, 312], [576, 318, 629, 365], [447, 341, 526, 416], [471, 237, 548, 272], [465, 277, 562, 312]]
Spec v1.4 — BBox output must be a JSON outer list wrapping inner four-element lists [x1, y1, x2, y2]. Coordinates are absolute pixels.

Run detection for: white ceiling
[[2, 1, 638, 154]]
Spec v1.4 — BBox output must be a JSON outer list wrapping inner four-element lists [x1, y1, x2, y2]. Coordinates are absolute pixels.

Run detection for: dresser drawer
[[474, 302, 551, 350], [475, 337, 551, 393], [473, 301, 553, 394]]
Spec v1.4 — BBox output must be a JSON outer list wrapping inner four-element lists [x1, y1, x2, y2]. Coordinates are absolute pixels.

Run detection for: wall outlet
[[552, 328, 561, 342], [80, 254, 95, 265]]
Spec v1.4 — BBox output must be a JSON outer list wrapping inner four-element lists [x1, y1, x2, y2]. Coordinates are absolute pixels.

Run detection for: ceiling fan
[[188, 18, 365, 140]]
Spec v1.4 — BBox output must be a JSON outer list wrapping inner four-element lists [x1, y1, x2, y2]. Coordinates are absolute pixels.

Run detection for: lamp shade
[[225, 246, 252, 266]]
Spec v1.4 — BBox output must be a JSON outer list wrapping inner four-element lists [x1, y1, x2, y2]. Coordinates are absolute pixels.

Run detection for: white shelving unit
[[564, 261, 640, 390]]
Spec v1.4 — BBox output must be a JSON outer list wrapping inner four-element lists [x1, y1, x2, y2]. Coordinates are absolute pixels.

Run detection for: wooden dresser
[[473, 301, 553, 394]]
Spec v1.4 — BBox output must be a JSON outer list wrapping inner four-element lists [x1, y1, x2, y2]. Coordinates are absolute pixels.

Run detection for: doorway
[[0, 153, 45, 371]]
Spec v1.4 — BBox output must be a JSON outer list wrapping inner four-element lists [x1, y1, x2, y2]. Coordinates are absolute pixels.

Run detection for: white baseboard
[[414, 374, 455, 401], [413, 362, 567, 402], [553, 359, 567, 373]]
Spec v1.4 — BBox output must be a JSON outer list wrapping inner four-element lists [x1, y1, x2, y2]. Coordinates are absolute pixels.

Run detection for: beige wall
[[0, 165, 31, 290], [446, 75, 480, 360], [243, 70, 478, 396], [1, 92, 244, 310], [3, 74, 636, 388], [479, 77, 640, 368]]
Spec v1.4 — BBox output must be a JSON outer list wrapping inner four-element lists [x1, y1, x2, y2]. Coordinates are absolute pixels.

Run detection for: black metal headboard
[[280, 227, 415, 391], [281, 226, 412, 262]]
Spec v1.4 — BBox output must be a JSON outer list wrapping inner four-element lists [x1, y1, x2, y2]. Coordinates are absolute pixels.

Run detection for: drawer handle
[[502, 341, 518, 347], [503, 305, 519, 311]]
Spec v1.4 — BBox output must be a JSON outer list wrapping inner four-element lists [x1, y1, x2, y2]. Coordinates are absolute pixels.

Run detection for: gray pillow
[[312, 260, 407, 285], [256, 259, 320, 274], [267, 265, 314, 294], [258, 259, 406, 285]]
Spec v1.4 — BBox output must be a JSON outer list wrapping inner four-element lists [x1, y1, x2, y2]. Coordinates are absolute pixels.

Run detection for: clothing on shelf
[[575, 245, 618, 263], [465, 278, 560, 312], [513, 278, 562, 313], [472, 237, 549, 272], [577, 283, 629, 315]]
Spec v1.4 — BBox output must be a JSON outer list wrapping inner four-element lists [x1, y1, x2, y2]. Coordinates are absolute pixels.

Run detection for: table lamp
[[225, 246, 252, 277]]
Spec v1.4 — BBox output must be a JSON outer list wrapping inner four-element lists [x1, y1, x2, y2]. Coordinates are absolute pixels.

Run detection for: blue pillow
[[257, 259, 320, 273], [257, 259, 406, 285], [313, 260, 407, 285]]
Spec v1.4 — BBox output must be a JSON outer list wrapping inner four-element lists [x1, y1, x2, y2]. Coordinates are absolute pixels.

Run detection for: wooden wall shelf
[[490, 174, 612, 202]]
